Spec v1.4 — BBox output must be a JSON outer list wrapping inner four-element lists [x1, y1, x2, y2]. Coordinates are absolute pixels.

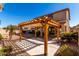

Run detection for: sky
[[0, 3, 79, 28]]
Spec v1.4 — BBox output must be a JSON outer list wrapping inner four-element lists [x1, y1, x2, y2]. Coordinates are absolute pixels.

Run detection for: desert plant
[[55, 44, 79, 56]]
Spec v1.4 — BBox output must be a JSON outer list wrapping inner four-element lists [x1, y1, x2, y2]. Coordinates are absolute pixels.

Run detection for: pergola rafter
[[18, 16, 61, 28]]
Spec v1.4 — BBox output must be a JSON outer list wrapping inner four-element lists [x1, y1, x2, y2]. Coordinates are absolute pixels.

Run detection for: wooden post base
[[44, 53, 48, 56]]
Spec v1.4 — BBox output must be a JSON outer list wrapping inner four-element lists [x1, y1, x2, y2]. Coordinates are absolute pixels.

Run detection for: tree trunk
[[0, 40, 4, 47], [9, 32, 12, 40]]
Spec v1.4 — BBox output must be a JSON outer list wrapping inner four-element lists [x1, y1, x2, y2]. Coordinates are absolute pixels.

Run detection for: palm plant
[[6, 25, 17, 40]]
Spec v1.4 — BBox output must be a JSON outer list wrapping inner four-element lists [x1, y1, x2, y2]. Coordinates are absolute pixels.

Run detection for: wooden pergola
[[18, 16, 61, 56]]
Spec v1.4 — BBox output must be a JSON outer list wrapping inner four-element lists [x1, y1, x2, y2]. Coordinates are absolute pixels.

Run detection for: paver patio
[[4, 40, 30, 56], [15, 38, 60, 56], [2, 35, 60, 56]]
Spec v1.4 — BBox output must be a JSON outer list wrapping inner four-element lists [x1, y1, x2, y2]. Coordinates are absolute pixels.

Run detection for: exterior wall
[[60, 24, 65, 33], [66, 10, 70, 32], [0, 29, 9, 39], [60, 23, 70, 33], [64, 19, 70, 32]]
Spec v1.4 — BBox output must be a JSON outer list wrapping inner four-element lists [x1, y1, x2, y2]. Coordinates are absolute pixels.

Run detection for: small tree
[[6, 25, 17, 40]]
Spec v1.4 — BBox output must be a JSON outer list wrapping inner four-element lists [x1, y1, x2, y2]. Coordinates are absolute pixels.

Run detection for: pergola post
[[35, 29, 37, 38], [19, 27, 23, 41], [57, 27, 60, 40], [40, 28, 43, 38], [43, 24, 49, 56]]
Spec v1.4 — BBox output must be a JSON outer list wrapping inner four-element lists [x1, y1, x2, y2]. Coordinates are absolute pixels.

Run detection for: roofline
[[51, 8, 70, 15], [33, 8, 70, 20], [50, 8, 70, 20]]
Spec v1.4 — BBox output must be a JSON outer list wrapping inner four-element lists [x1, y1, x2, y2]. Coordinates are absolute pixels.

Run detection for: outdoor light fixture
[[0, 4, 4, 26], [0, 3, 3, 12], [0, 5, 2, 10]]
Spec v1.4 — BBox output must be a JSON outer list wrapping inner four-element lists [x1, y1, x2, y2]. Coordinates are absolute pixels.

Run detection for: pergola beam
[[56, 27, 60, 40], [47, 21, 60, 27], [19, 27, 23, 41]]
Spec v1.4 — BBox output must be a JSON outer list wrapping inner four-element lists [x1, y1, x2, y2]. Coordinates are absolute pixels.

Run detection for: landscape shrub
[[55, 44, 79, 56], [0, 46, 12, 56], [61, 32, 78, 42]]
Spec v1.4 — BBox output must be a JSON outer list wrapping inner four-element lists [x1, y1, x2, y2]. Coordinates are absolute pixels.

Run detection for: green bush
[[61, 32, 78, 42], [0, 48, 4, 56], [0, 46, 7, 56]]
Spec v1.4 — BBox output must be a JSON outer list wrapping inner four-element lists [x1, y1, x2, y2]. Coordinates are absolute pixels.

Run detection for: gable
[[53, 11, 66, 20], [48, 8, 70, 23]]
